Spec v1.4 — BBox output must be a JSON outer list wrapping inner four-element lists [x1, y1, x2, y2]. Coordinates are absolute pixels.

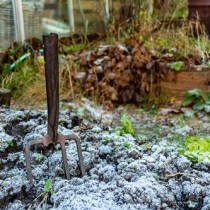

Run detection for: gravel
[[0, 102, 210, 210]]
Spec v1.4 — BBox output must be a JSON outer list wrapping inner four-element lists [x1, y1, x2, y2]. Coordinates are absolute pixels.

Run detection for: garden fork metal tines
[[25, 33, 85, 184]]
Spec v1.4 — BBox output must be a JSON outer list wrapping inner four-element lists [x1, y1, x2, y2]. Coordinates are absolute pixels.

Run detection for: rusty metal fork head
[[25, 33, 85, 184]]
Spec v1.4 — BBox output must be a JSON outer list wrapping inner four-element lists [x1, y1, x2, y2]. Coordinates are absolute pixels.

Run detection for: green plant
[[102, 136, 111, 143], [178, 136, 210, 163], [141, 142, 152, 151], [159, 38, 170, 48], [28, 178, 53, 210], [63, 42, 87, 53], [44, 178, 53, 194], [123, 142, 132, 149], [35, 153, 44, 162], [182, 89, 210, 113], [6, 139, 14, 147], [170, 61, 183, 71], [1, 64, 37, 99], [116, 114, 135, 136]]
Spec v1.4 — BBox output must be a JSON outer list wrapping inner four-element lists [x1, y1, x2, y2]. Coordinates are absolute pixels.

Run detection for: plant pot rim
[[189, 0, 210, 6]]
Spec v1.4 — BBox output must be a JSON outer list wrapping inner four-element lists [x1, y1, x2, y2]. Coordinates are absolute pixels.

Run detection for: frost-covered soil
[[0, 99, 210, 210]]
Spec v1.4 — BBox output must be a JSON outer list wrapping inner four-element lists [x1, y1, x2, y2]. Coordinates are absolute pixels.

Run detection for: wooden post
[[0, 88, 11, 107]]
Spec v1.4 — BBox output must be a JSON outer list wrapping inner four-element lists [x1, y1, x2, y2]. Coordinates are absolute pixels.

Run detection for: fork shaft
[[43, 33, 59, 143]]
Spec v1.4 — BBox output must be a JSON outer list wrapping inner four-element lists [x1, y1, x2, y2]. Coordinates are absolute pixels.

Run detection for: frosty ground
[[0, 99, 210, 210]]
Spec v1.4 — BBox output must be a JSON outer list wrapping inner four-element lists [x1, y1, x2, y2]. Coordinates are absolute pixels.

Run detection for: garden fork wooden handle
[[43, 33, 59, 143], [25, 34, 85, 184]]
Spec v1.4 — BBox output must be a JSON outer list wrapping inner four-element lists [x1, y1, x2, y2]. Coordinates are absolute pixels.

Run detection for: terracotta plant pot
[[160, 67, 210, 101]]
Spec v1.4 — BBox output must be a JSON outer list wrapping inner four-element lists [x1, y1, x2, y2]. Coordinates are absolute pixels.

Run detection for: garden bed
[[0, 99, 210, 209]]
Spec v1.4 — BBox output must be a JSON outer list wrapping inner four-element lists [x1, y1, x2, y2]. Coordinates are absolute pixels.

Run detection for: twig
[[27, 192, 44, 210], [165, 172, 197, 180]]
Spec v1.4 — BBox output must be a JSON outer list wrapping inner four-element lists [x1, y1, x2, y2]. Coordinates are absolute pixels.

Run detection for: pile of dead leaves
[[73, 42, 168, 109]]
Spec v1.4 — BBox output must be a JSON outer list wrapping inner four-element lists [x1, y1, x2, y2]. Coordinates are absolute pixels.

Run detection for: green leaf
[[170, 62, 183, 71], [207, 91, 210, 98], [123, 142, 132, 149], [177, 149, 185, 155], [206, 98, 210, 105], [192, 103, 205, 111], [178, 136, 210, 163], [185, 89, 206, 100], [204, 105, 210, 113], [182, 98, 193, 106], [119, 114, 135, 136], [44, 179, 53, 193]]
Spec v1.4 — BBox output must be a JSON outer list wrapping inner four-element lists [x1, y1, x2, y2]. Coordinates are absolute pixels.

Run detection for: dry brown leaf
[[133, 60, 144, 68], [107, 72, 116, 80], [116, 62, 126, 71], [95, 66, 103, 73], [160, 108, 180, 116], [107, 86, 118, 101], [146, 61, 155, 70], [126, 55, 132, 64], [103, 56, 111, 61], [76, 72, 87, 83], [122, 88, 134, 103], [104, 61, 112, 68], [117, 44, 128, 53], [80, 53, 87, 65], [117, 70, 131, 87], [140, 46, 147, 54], [112, 58, 116, 67], [134, 93, 143, 103]]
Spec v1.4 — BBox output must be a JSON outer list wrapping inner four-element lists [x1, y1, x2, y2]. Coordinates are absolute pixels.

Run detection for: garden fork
[[25, 33, 85, 184]]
